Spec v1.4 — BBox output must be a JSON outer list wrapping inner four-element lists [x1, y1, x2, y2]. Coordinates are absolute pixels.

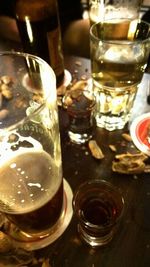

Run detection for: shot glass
[[63, 88, 96, 144], [90, 18, 150, 131], [72, 180, 124, 247]]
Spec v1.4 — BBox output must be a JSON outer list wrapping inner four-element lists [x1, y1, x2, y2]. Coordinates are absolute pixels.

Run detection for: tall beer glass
[[0, 52, 66, 250]]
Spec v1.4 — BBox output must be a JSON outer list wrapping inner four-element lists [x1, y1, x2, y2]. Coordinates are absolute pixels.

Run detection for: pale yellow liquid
[[92, 59, 145, 89], [90, 20, 149, 130]]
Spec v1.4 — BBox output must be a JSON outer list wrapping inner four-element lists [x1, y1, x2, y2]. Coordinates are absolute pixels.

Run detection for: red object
[[130, 113, 150, 155]]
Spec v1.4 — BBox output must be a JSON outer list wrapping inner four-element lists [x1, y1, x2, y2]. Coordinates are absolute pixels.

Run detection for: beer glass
[[90, 19, 150, 131], [0, 52, 72, 250], [89, 0, 142, 25]]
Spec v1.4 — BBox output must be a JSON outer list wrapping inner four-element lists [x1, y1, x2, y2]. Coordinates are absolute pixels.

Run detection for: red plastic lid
[[130, 113, 150, 156]]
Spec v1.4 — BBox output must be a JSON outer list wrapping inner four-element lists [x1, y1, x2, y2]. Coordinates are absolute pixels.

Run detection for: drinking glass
[[90, 18, 150, 131], [73, 180, 124, 247], [63, 88, 96, 144], [0, 52, 72, 250], [89, 0, 142, 25]]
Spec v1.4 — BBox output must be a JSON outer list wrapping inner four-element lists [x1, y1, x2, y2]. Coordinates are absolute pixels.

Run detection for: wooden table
[[53, 57, 150, 267], [0, 31, 150, 267]]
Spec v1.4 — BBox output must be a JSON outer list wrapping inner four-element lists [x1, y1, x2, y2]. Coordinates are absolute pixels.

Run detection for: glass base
[[6, 179, 73, 251], [68, 131, 93, 144], [78, 224, 114, 247], [95, 114, 130, 131]]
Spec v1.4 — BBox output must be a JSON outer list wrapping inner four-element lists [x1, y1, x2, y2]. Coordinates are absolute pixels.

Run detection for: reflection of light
[[90, 0, 105, 22], [28, 182, 41, 188], [128, 19, 138, 40], [25, 16, 33, 43], [105, 47, 120, 61], [98, 0, 105, 22], [10, 163, 16, 169]]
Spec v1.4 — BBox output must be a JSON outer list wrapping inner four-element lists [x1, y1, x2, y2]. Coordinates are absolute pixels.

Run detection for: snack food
[[112, 152, 148, 174]]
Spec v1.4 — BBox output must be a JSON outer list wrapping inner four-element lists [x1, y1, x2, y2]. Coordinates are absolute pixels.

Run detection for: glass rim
[[73, 179, 124, 199], [0, 50, 53, 69], [72, 179, 125, 229], [62, 88, 96, 109], [0, 51, 56, 133], [90, 18, 150, 45]]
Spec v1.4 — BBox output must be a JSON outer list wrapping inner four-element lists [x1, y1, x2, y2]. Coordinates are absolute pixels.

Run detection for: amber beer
[[91, 20, 148, 89], [92, 59, 146, 89], [90, 19, 150, 131], [0, 150, 63, 235]]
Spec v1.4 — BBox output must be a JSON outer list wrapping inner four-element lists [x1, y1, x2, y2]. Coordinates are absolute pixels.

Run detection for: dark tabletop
[[0, 22, 150, 267], [53, 57, 150, 267]]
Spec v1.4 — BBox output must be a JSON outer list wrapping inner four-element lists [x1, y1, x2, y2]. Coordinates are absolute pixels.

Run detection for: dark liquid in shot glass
[[80, 197, 118, 226], [73, 180, 124, 246], [67, 92, 95, 135]]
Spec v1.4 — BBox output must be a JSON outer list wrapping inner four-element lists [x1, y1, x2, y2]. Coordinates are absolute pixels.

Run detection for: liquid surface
[[92, 58, 145, 89], [0, 150, 61, 214], [80, 197, 117, 226], [91, 20, 149, 89]]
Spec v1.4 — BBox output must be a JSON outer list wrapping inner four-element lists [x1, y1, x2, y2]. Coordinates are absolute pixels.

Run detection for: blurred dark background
[[0, 0, 149, 59]]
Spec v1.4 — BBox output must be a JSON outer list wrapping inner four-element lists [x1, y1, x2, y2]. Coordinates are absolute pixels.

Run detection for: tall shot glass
[[63, 88, 96, 144]]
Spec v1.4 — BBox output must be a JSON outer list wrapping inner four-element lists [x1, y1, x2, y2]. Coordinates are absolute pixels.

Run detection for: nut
[[0, 83, 9, 92], [71, 80, 88, 91], [88, 140, 104, 159], [122, 133, 132, 142], [1, 75, 12, 85], [15, 96, 28, 108], [33, 94, 43, 103], [8, 133, 19, 143], [0, 231, 12, 253], [2, 88, 13, 100], [0, 109, 9, 120], [64, 95, 73, 107], [109, 145, 117, 152], [57, 85, 67, 96], [112, 152, 148, 174]]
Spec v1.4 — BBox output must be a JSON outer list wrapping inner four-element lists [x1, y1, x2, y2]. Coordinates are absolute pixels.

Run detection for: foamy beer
[[0, 52, 64, 248], [89, 0, 142, 25]]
